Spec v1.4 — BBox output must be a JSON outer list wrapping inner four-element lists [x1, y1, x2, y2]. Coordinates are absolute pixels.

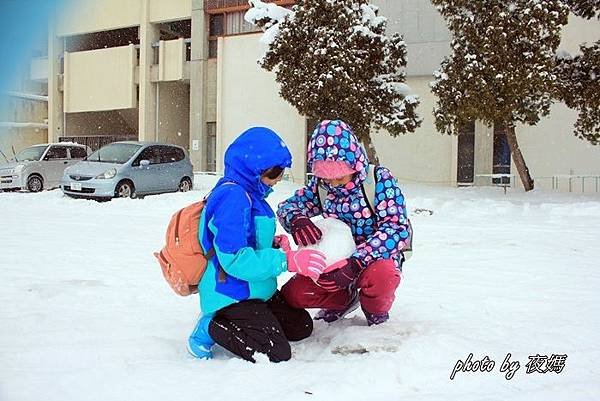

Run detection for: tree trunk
[[361, 133, 380, 165], [505, 123, 534, 191]]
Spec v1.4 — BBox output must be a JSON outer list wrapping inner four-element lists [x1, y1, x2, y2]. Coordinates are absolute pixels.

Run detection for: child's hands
[[317, 258, 363, 291], [286, 249, 327, 281], [290, 216, 322, 246], [272, 234, 291, 252]]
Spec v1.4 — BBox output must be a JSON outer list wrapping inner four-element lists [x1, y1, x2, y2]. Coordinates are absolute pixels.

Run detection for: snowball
[[301, 218, 356, 266]]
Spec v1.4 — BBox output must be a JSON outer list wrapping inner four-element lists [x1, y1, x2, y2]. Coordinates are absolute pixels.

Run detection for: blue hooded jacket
[[197, 127, 292, 315]]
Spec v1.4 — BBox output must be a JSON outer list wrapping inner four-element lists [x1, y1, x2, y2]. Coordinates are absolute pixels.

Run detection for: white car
[[0, 143, 91, 192]]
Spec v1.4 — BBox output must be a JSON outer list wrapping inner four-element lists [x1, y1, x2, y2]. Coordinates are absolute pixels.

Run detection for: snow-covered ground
[[1, 175, 599, 401]]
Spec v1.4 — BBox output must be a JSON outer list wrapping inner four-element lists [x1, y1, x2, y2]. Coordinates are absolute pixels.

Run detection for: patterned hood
[[307, 119, 370, 186], [307, 120, 369, 181]]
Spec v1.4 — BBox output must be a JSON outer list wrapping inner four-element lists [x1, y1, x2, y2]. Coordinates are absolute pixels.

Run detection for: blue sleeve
[[208, 187, 287, 282], [276, 176, 323, 232], [351, 167, 410, 265]]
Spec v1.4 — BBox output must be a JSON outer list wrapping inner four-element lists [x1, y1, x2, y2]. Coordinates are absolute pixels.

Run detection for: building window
[[208, 14, 224, 58], [493, 124, 511, 185], [207, 11, 261, 58], [225, 12, 260, 35], [206, 122, 217, 172], [456, 121, 475, 185], [209, 14, 224, 36]]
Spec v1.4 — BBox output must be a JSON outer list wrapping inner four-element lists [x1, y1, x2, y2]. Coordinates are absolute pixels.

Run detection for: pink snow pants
[[281, 259, 401, 314]]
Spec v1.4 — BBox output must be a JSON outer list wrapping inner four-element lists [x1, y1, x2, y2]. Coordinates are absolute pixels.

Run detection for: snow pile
[[1, 176, 600, 401], [301, 218, 356, 266]]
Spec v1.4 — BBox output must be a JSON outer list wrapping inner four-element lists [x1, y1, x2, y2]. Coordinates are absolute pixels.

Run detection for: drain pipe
[[155, 82, 160, 142]]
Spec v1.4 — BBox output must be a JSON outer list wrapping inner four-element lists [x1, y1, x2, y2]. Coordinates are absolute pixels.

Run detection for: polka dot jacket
[[276, 120, 410, 269]]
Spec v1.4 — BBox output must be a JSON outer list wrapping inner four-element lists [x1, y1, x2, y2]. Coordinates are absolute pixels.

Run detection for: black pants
[[208, 291, 313, 363]]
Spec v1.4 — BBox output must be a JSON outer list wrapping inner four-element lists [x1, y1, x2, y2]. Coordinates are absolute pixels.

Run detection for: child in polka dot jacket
[[277, 119, 410, 326]]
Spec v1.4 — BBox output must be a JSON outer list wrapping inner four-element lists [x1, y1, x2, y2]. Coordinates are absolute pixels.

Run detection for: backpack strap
[[204, 181, 251, 204], [203, 181, 252, 282], [360, 164, 377, 216], [316, 179, 327, 210], [362, 165, 413, 261]]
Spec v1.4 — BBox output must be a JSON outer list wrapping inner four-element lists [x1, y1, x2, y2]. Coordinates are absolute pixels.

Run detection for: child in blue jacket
[[187, 127, 326, 362]]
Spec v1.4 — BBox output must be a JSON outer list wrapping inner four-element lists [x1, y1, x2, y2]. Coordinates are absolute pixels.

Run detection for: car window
[[133, 146, 161, 166], [87, 143, 142, 164], [175, 147, 185, 161], [159, 146, 184, 163], [13, 145, 48, 162], [69, 147, 87, 159], [45, 146, 68, 160]]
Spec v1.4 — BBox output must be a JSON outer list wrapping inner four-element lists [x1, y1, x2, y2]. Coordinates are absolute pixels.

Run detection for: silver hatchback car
[[60, 141, 194, 200], [0, 143, 91, 192]]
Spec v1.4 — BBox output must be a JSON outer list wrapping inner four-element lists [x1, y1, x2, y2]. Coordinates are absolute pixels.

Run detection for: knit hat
[[312, 160, 356, 179]]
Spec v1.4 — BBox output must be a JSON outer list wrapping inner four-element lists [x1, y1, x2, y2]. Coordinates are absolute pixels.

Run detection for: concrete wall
[[373, 0, 450, 76], [158, 39, 186, 81], [0, 77, 49, 156], [57, 0, 142, 36], [217, 35, 307, 183], [206, 60, 218, 122], [30, 57, 49, 81], [149, 0, 191, 23], [157, 82, 190, 149], [371, 76, 456, 185], [57, 0, 192, 36], [515, 103, 600, 192], [0, 128, 48, 159], [64, 45, 137, 113]]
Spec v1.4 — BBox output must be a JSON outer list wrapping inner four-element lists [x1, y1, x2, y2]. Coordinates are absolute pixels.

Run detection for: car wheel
[[178, 177, 192, 192], [27, 175, 44, 192], [115, 181, 135, 198]]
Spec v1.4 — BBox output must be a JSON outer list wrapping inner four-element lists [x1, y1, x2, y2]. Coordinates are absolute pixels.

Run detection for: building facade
[[5, 0, 599, 192]]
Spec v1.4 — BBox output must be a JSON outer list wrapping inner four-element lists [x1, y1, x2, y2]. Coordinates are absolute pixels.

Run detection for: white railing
[[475, 174, 600, 194], [535, 175, 600, 193]]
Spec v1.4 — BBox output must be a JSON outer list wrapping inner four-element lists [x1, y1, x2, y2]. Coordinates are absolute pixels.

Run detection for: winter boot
[[187, 315, 215, 359], [364, 311, 389, 326], [314, 289, 360, 323]]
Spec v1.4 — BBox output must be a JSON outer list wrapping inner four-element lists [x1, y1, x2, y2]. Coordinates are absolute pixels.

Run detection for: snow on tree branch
[[430, 0, 570, 133], [245, 0, 292, 45], [245, 0, 421, 154]]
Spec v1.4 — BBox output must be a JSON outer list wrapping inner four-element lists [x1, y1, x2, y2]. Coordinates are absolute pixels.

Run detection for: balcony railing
[[205, 0, 295, 13]]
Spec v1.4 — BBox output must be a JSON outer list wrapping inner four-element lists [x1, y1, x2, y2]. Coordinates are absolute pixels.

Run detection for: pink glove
[[286, 249, 327, 281], [272, 234, 291, 252]]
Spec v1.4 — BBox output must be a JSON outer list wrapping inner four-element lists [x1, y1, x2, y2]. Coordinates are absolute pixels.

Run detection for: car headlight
[[95, 168, 117, 179]]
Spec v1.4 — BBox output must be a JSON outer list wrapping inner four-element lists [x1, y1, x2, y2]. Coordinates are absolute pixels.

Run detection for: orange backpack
[[154, 200, 214, 296]]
